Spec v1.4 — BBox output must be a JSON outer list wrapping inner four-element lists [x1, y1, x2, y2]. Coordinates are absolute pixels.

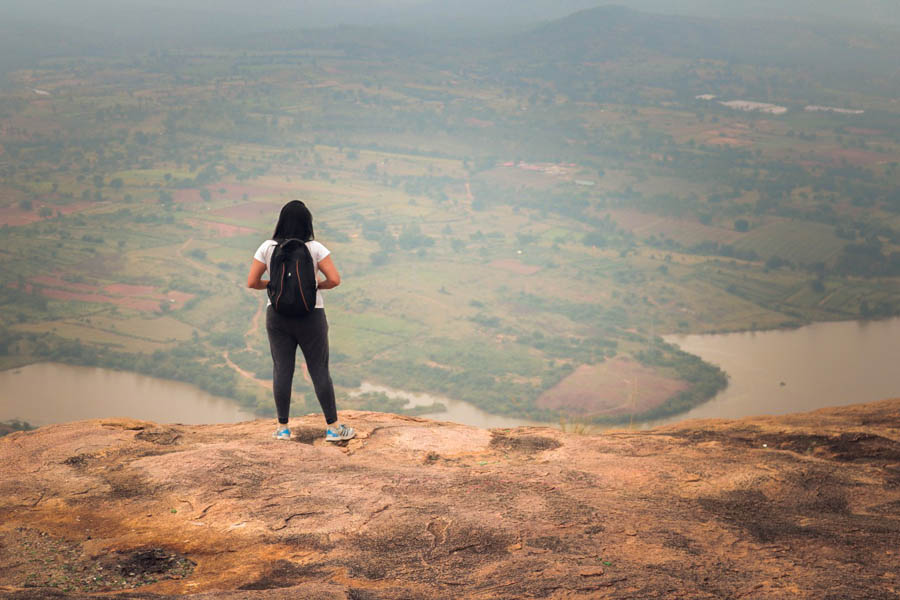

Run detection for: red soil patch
[[165, 291, 193, 306], [0, 199, 96, 227], [185, 218, 256, 237], [175, 182, 277, 204], [32, 275, 96, 294], [489, 259, 541, 275], [22, 276, 193, 313], [537, 357, 689, 417], [465, 117, 494, 128], [0, 207, 42, 226], [103, 283, 156, 296], [212, 202, 283, 221], [37, 289, 192, 312], [8, 282, 33, 294], [37, 288, 162, 311]]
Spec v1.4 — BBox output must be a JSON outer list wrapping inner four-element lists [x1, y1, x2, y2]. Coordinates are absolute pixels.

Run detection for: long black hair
[[272, 200, 314, 242]]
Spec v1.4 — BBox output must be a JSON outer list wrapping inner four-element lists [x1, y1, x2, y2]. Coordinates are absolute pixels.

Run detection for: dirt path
[[177, 238, 219, 277], [223, 350, 272, 391], [235, 298, 311, 384], [818, 291, 835, 306], [245, 296, 265, 352]]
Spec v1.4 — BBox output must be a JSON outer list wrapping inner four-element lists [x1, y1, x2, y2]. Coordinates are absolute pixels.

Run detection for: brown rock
[[0, 401, 899, 599]]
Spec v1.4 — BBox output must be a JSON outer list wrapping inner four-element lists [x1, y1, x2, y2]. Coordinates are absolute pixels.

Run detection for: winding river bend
[[3, 317, 900, 429], [657, 316, 900, 425]]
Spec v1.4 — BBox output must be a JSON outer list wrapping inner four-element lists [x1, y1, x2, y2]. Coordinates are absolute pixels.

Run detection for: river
[[656, 316, 900, 425], [3, 318, 899, 429], [351, 382, 549, 429], [0, 363, 256, 427]]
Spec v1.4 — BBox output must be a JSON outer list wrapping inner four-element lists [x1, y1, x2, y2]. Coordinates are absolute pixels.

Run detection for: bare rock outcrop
[[1, 401, 899, 599]]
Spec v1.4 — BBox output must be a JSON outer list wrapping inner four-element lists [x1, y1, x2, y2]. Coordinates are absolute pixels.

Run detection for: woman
[[247, 200, 355, 442]]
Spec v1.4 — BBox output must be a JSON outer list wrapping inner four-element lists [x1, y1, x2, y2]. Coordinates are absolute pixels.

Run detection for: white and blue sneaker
[[325, 424, 355, 442], [272, 427, 291, 441]]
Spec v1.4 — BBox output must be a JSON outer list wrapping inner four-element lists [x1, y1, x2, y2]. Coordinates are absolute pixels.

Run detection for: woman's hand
[[246, 259, 268, 290]]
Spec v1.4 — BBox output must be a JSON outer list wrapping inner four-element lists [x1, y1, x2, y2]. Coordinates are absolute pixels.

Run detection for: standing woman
[[247, 200, 355, 442]]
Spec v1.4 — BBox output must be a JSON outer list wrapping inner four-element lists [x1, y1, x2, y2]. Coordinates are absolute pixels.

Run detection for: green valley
[[2, 7, 900, 424]]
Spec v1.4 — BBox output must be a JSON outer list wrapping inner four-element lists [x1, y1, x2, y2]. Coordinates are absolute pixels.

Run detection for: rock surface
[[1, 401, 899, 599]]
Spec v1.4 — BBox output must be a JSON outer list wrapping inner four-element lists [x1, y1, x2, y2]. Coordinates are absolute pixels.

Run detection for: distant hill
[[513, 5, 900, 75], [611, 0, 900, 31], [0, 0, 606, 39]]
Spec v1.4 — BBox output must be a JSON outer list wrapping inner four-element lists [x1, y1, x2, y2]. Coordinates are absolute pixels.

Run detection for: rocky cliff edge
[[1, 400, 899, 599]]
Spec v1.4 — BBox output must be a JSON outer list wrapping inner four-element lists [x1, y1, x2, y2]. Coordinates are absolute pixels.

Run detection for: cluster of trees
[[358, 216, 436, 266], [633, 341, 729, 421], [0, 419, 34, 437], [372, 358, 556, 421], [834, 241, 900, 278]]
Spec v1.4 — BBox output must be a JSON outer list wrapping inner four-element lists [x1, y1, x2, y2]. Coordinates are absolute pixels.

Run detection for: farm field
[[2, 8, 900, 424], [537, 358, 689, 417]]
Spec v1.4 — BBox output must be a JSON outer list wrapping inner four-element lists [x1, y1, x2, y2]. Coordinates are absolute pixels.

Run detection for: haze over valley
[[2, 1, 900, 428]]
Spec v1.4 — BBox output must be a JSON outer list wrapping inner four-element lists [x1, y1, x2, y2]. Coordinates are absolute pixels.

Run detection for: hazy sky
[[3, 0, 897, 31], [0, 0, 896, 48]]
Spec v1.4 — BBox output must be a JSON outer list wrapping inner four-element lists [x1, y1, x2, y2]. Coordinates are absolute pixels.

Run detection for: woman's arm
[[316, 255, 341, 290], [246, 258, 268, 290]]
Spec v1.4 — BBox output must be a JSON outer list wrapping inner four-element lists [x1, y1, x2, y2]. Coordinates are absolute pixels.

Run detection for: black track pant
[[266, 307, 337, 425]]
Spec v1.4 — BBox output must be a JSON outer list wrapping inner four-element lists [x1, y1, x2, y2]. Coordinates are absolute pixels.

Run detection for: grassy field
[[733, 220, 846, 264]]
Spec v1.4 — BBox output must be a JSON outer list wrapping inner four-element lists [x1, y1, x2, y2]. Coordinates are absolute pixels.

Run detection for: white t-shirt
[[254, 239, 330, 309]]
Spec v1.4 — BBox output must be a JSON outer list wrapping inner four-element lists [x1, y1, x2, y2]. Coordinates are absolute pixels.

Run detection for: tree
[[765, 255, 789, 270]]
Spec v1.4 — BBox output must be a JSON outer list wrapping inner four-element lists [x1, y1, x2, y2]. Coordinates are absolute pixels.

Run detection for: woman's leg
[[266, 307, 298, 424], [295, 309, 338, 425]]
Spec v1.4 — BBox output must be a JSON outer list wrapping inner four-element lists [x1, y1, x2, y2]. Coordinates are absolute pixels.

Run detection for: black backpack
[[267, 239, 318, 316]]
